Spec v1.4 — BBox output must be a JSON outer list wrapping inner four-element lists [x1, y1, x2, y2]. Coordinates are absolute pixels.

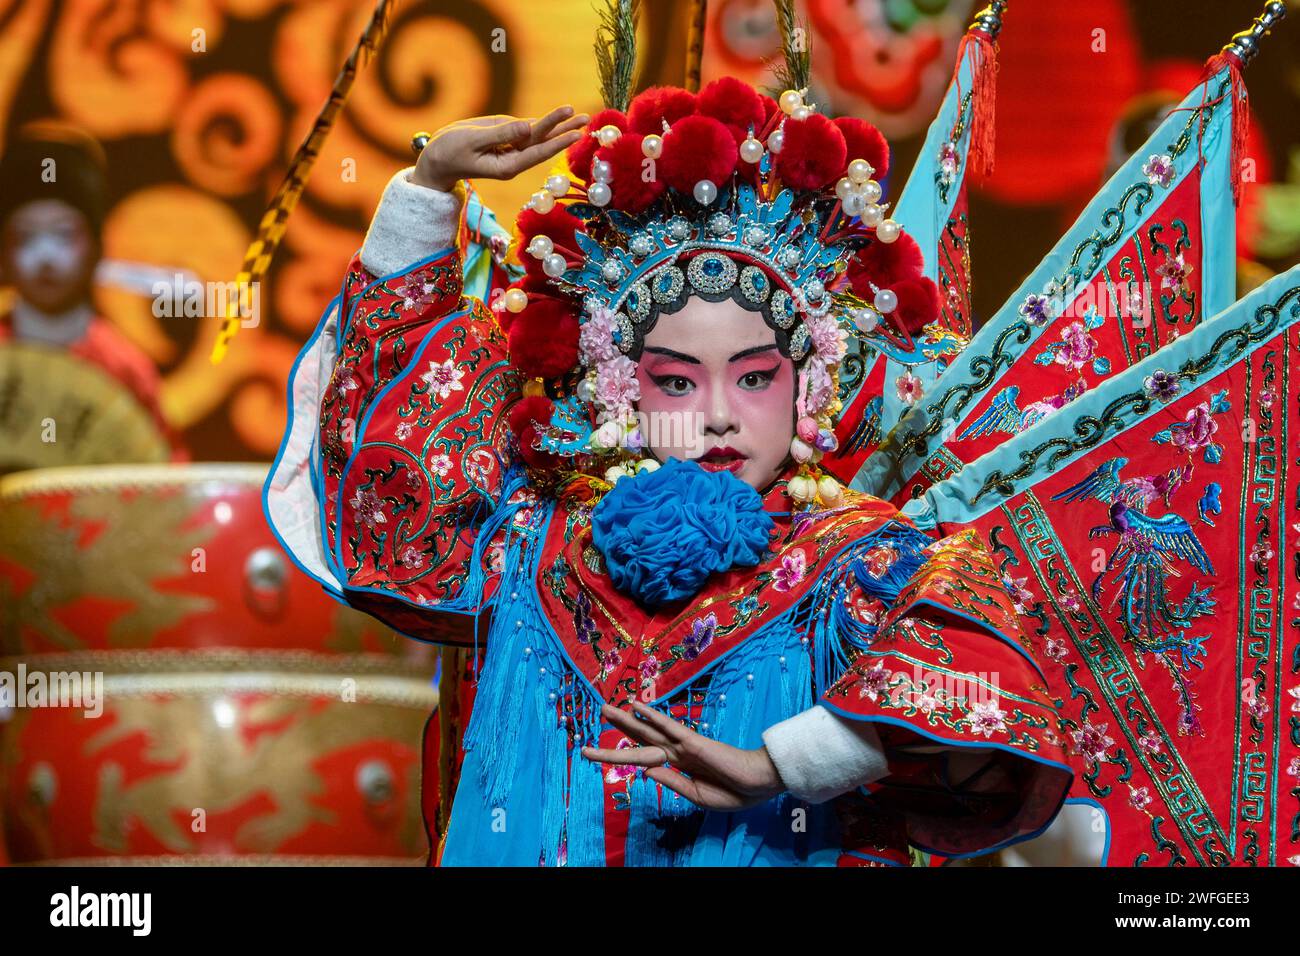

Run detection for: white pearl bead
[[852, 306, 880, 331], [693, 179, 718, 204], [591, 159, 612, 184], [527, 235, 553, 259], [876, 218, 901, 243], [766, 128, 784, 154], [641, 134, 663, 159], [874, 288, 898, 314], [860, 203, 884, 227], [739, 136, 764, 164], [859, 180, 882, 203], [576, 377, 596, 401], [587, 181, 612, 206], [791, 105, 811, 121], [835, 177, 854, 201], [545, 174, 570, 196], [543, 253, 568, 277], [530, 191, 555, 214], [779, 89, 803, 114], [847, 159, 874, 183], [503, 288, 528, 313], [841, 192, 865, 217], [597, 124, 621, 147]]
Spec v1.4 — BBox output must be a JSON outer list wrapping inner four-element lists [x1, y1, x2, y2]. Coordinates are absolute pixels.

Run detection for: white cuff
[[359, 167, 464, 277], [761, 705, 889, 804]]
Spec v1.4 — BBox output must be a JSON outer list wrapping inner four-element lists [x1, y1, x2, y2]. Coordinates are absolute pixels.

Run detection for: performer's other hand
[[581, 700, 785, 811], [411, 105, 590, 191]]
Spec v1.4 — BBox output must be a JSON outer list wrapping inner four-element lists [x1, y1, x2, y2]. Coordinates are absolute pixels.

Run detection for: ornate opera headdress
[[496, 0, 942, 506]]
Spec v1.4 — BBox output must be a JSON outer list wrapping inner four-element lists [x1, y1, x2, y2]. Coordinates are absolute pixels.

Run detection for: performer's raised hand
[[411, 104, 590, 191], [581, 700, 785, 811]]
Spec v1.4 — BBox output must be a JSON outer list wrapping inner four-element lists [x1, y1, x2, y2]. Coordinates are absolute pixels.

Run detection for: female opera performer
[[265, 79, 1075, 866]]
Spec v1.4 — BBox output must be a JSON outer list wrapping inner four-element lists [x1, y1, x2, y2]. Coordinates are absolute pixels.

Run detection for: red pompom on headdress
[[658, 114, 738, 193], [507, 296, 581, 379], [833, 117, 890, 180], [773, 113, 847, 191], [507, 395, 562, 471], [845, 232, 925, 293], [844, 232, 937, 336], [517, 203, 583, 247], [595, 133, 667, 214], [892, 276, 942, 336], [696, 77, 766, 145], [567, 108, 627, 182], [515, 204, 585, 283], [494, 272, 555, 334], [627, 86, 697, 134]]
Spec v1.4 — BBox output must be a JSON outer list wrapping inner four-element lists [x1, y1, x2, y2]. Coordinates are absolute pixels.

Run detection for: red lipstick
[[696, 445, 747, 475]]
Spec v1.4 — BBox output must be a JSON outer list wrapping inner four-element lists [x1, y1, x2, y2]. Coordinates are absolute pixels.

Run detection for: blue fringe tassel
[[535, 673, 567, 864], [565, 704, 607, 866]]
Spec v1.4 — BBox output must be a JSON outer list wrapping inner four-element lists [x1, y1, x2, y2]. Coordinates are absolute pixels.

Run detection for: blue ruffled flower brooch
[[590, 458, 775, 608]]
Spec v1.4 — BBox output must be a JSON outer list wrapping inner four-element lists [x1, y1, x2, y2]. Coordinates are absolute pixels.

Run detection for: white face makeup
[[1, 199, 96, 314], [633, 296, 796, 492]]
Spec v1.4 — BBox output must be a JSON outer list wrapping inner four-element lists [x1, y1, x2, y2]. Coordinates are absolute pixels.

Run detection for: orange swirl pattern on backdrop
[[2, 0, 604, 460]]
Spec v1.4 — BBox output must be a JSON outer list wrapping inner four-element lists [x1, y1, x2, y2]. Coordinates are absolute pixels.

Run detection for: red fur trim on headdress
[[516, 203, 583, 246], [696, 76, 766, 145], [515, 204, 585, 284], [737, 94, 781, 187], [627, 86, 697, 134], [507, 297, 580, 379], [846, 233, 925, 293], [892, 276, 941, 337], [596, 134, 667, 214], [566, 108, 627, 183], [494, 273, 555, 333], [834, 117, 890, 180], [659, 114, 738, 193], [774, 113, 847, 191], [507, 395, 561, 470]]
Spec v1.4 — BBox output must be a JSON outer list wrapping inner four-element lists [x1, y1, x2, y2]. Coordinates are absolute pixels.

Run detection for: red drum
[[0, 464, 437, 864]]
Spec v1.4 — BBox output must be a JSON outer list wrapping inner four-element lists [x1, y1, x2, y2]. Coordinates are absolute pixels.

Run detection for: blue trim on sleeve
[[1064, 796, 1112, 866], [822, 704, 1075, 860], [818, 703, 1076, 780], [839, 849, 908, 868], [261, 292, 345, 601]]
